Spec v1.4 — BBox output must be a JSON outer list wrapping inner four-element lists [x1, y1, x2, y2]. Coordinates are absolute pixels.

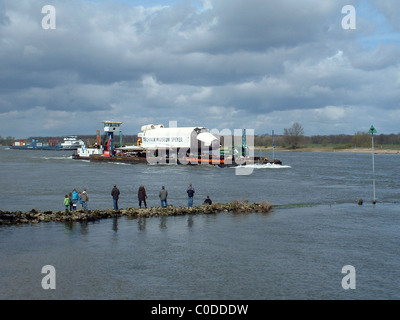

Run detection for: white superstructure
[[103, 121, 122, 133], [75, 144, 104, 159], [61, 136, 85, 150]]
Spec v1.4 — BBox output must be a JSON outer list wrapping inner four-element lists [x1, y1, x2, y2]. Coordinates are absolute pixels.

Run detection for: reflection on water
[[159, 216, 167, 230], [138, 217, 146, 231]]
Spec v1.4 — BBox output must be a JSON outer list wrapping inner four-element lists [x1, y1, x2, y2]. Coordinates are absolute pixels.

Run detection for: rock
[[0, 200, 273, 225]]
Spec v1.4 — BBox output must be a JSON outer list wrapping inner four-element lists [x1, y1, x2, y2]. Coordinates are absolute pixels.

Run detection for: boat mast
[[272, 129, 275, 162], [242, 129, 246, 157]]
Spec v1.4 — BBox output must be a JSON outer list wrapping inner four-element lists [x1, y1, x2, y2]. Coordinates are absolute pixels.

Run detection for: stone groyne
[[0, 201, 272, 225]]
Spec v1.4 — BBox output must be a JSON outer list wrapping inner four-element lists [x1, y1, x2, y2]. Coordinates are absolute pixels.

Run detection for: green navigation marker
[[368, 125, 377, 134]]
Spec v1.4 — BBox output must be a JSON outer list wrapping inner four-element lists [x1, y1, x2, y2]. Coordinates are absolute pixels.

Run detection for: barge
[[73, 121, 282, 167], [10, 138, 62, 150], [11, 136, 85, 151]]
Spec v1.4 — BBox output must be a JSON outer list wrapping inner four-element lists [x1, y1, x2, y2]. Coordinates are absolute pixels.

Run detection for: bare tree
[[352, 132, 370, 148], [283, 122, 304, 148]]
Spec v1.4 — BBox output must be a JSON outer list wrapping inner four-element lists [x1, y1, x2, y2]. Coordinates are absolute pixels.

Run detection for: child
[[64, 195, 71, 213]]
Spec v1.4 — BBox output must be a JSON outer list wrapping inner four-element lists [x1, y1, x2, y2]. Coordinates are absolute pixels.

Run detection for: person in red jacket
[[138, 185, 147, 208]]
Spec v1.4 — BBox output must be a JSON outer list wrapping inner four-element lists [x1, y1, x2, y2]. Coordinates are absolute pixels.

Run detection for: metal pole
[[272, 130, 275, 162], [242, 129, 246, 156], [368, 125, 377, 204], [372, 133, 376, 204]]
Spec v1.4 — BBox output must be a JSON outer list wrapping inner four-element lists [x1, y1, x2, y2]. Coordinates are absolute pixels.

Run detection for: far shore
[[253, 146, 400, 154]]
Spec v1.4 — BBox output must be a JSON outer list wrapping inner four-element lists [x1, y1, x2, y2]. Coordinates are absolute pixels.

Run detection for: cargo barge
[[11, 136, 85, 151], [10, 138, 62, 150], [73, 121, 282, 167]]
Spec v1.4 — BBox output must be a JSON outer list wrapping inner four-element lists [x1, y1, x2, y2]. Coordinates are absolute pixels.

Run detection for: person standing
[[138, 185, 147, 208], [64, 195, 71, 213], [78, 191, 83, 209], [203, 195, 212, 205], [159, 186, 168, 208], [71, 189, 79, 210], [68, 192, 73, 211], [111, 185, 120, 210], [187, 184, 195, 207], [81, 189, 89, 211]]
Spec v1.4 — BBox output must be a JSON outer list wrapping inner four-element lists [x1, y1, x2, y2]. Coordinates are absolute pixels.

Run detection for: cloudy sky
[[1, 0, 399, 138]]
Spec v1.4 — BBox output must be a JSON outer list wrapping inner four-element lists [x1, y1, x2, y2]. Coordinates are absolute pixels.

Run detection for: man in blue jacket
[[71, 189, 79, 210]]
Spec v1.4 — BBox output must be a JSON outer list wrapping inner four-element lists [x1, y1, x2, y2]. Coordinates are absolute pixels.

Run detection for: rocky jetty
[[0, 200, 272, 226]]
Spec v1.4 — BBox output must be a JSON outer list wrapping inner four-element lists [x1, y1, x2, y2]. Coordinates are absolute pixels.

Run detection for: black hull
[[85, 154, 282, 167]]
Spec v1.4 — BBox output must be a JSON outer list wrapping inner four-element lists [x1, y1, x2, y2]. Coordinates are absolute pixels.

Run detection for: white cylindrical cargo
[[141, 124, 156, 131]]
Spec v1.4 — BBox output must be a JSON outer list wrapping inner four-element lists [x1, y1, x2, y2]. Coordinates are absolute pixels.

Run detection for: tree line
[[254, 122, 400, 149], [2, 129, 400, 149], [254, 132, 400, 149]]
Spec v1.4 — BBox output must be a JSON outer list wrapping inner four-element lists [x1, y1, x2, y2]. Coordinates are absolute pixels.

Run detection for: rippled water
[[0, 147, 399, 299]]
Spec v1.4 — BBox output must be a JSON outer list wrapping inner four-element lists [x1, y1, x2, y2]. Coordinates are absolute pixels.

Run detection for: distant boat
[[10, 138, 62, 150], [61, 136, 85, 150]]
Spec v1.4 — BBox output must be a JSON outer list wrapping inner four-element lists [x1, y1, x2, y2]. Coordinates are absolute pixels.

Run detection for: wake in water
[[233, 163, 291, 169], [41, 156, 73, 160]]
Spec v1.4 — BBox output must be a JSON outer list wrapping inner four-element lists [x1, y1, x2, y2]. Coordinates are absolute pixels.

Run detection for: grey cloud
[[0, 0, 9, 26], [183, 0, 351, 53], [0, 0, 400, 137]]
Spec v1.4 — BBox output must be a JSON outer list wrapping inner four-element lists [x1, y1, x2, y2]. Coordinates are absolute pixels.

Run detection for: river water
[[0, 147, 399, 299]]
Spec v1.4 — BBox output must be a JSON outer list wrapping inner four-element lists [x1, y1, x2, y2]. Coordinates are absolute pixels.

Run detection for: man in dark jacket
[[138, 185, 147, 208], [203, 195, 212, 205], [187, 184, 195, 207], [111, 185, 120, 210]]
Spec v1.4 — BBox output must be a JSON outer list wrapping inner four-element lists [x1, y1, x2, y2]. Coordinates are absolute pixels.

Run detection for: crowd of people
[[64, 184, 212, 212], [64, 188, 89, 213], [111, 184, 212, 210]]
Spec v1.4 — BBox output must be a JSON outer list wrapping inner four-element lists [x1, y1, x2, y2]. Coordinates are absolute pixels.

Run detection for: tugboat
[[73, 130, 104, 160]]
